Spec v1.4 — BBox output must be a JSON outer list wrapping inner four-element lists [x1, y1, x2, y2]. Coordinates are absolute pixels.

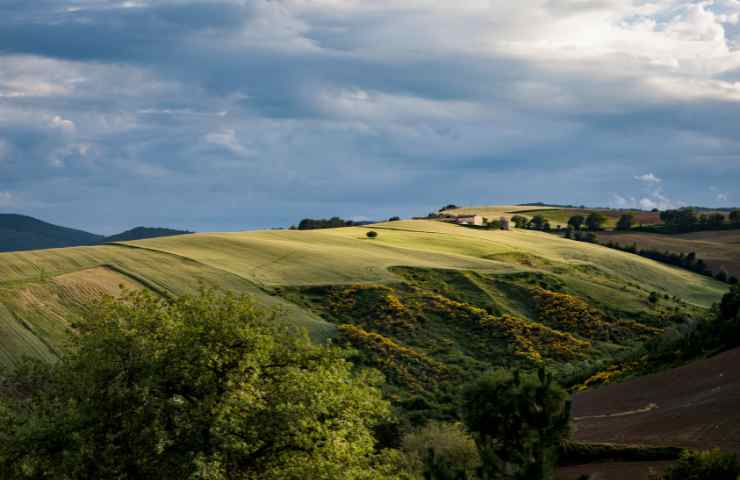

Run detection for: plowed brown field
[[557, 347, 740, 479]]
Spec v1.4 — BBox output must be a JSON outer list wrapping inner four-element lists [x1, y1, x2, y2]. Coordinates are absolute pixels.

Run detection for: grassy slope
[[0, 245, 333, 367], [596, 230, 740, 278], [0, 218, 726, 372], [129, 220, 724, 308]]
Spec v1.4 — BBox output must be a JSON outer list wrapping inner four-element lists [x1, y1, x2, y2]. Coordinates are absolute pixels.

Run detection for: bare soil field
[[559, 347, 740, 479], [557, 460, 672, 480], [596, 229, 740, 278]]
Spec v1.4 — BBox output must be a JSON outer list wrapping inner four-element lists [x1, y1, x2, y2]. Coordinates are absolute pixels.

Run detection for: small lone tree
[[367, 230, 378, 239], [461, 367, 570, 480]]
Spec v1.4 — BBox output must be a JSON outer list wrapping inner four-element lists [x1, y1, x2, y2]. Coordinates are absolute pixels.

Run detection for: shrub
[[649, 291, 660, 304], [401, 422, 480, 478], [367, 230, 379, 238], [660, 449, 740, 480], [716, 268, 728, 283]]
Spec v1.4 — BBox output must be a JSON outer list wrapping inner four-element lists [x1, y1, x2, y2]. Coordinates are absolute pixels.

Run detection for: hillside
[[0, 217, 727, 420], [101, 226, 191, 243], [596, 230, 740, 279], [0, 214, 192, 252], [0, 214, 103, 252]]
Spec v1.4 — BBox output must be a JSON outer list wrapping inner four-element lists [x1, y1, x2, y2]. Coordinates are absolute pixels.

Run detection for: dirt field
[[557, 460, 672, 480], [597, 229, 740, 279], [559, 347, 740, 479]]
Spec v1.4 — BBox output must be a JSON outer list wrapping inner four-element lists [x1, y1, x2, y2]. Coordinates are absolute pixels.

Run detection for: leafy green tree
[[367, 230, 379, 238], [401, 422, 479, 480], [567, 215, 585, 231], [0, 290, 396, 480], [660, 209, 698, 229], [529, 215, 547, 230], [585, 212, 608, 231], [461, 368, 570, 480], [615, 214, 635, 231], [649, 291, 660, 304], [511, 216, 528, 229]]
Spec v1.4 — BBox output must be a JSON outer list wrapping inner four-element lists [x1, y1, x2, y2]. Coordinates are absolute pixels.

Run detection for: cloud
[[634, 173, 662, 184], [0, 1, 738, 231]]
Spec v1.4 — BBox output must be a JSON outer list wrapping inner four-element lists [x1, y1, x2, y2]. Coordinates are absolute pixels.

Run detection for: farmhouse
[[438, 214, 484, 226]]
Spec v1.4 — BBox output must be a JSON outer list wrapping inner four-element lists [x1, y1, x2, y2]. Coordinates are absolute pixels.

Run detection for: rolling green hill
[[0, 216, 727, 416]]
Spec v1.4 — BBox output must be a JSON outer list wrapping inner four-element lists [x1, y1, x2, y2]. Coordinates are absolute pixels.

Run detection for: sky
[[1, 0, 739, 234]]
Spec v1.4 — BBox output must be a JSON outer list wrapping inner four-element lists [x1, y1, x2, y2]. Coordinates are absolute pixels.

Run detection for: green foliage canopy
[[567, 215, 585, 231], [585, 212, 608, 231], [0, 290, 396, 480], [616, 214, 635, 231], [460, 368, 570, 480]]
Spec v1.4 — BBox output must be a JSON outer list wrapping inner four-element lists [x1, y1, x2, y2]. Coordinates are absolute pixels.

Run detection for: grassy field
[[0, 217, 727, 378], [596, 230, 740, 279], [0, 244, 333, 366]]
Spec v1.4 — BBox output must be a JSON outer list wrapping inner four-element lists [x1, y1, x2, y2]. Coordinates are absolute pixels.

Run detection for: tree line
[[638, 208, 740, 234]]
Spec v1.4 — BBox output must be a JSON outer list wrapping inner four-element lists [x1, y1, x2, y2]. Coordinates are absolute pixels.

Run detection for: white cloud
[[205, 129, 252, 156], [717, 192, 729, 201], [634, 173, 662, 183], [50, 115, 75, 130]]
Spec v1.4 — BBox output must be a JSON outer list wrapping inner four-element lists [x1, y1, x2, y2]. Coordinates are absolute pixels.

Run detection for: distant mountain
[[0, 214, 192, 253], [102, 227, 191, 243], [0, 214, 103, 253]]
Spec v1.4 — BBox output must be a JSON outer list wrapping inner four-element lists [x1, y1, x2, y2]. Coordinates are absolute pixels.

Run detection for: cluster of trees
[[643, 208, 740, 233], [511, 214, 553, 231], [0, 290, 577, 480], [567, 212, 608, 232], [482, 217, 510, 230], [599, 241, 738, 284], [295, 216, 357, 230]]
